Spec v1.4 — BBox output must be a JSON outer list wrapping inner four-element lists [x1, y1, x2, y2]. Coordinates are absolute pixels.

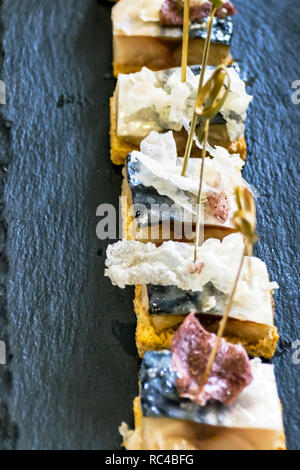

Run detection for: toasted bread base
[[134, 285, 279, 359], [113, 35, 233, 78], [121, 397, 286, 450], [110, 94, 246, 165]]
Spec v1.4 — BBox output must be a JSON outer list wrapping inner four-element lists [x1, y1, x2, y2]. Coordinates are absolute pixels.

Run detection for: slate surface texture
[[0, 0, 299, 450]]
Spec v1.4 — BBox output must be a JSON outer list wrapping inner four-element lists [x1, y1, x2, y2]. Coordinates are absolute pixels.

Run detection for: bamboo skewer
[[192, 66, 230, 261], [181, 0, 190, 82], [181, 4, 217, 177], [194, 119, 209, 261]]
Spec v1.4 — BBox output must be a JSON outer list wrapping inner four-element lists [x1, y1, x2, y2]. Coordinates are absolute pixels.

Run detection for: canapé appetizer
[[112, 0, 236, 76], [120, 316, 285, 450], [110, 65, 251, 164], [105, 234, 279, 358], [121, 131, 250, 243]]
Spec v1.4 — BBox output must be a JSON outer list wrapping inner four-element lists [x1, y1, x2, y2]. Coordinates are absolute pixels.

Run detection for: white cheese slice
[[113, 0, 182, 37]]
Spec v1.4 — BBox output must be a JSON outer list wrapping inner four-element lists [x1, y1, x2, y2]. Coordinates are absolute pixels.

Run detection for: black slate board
[[0, 0, 299, 450]]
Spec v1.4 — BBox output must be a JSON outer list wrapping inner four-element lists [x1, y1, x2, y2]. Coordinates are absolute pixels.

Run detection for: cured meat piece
[[188, 261, 205, 274], [171, 312, 253, 406], [160, 0, 237, 26], [207, 190, 231, 223], [160, 0, 211, 26]]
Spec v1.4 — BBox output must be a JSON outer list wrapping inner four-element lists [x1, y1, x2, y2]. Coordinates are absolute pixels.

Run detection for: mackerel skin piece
[[126, 155, 177, 229], [140, 350, 226, 424], [147, 282, 227, 316], [187, 16, 233, 45]]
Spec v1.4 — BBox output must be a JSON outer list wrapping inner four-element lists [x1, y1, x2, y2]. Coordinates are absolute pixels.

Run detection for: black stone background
[[0, 0, 299, 450]]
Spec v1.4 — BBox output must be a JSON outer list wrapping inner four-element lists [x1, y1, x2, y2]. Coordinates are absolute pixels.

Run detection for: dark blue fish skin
[[187, 17, 233, 45], [141, 350, 225, 424], [147, 282, 227, 316], [126, 155, 177, 228]]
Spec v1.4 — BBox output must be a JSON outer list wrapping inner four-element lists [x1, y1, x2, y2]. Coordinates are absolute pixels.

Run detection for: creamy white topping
[[130, 131, 248, 227], [117, 66, 252, 141], [113, 0, 178, 37], [140, 0, 165, 22], [105, 234, 276, 325], [215, 358, 283, 431]]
